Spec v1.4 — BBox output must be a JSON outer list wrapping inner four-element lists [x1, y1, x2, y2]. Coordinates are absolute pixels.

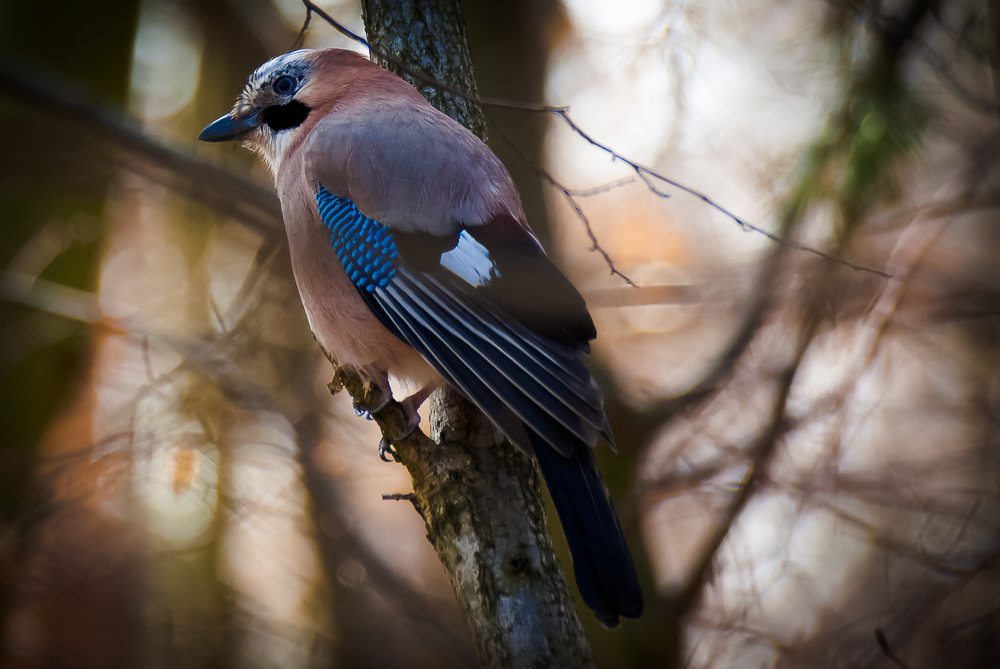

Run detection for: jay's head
[[199, 48, 374, 171]]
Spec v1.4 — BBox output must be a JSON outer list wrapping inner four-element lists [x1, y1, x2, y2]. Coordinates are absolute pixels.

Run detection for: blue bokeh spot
[[316, 186, 398, 292]]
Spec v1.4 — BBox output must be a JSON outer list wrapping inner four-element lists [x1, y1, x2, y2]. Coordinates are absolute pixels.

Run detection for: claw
[[353, 401, 374, 420], [378, 437, 400, 463]]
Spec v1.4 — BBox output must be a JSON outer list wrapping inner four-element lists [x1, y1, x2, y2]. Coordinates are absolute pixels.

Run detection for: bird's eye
[[273, 75, 296, 95]]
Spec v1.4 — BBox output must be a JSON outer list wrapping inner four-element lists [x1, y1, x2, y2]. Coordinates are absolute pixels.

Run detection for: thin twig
[[558, 110, 892, 277], [381, 492, 422, 515], [566, 176, 636, 197], [485, 112, 637, 286]]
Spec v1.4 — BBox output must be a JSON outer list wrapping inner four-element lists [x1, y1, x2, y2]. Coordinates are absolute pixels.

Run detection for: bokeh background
[[1, 0, 999, 667]]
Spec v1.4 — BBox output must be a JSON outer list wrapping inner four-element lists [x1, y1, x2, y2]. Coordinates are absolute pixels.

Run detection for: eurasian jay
[[200, 48, 643, 626]]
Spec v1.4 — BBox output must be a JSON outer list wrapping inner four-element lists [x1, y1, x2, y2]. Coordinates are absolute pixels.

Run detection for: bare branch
[[299, 0, 893, 280], [485, 113, 638, 285], [551, 113, 891, 279]]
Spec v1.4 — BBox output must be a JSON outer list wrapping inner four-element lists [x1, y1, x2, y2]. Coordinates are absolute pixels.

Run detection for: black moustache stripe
[[261, 100, 310, 131]]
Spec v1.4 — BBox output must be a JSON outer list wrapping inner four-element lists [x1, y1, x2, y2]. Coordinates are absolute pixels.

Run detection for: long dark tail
[[531, 433, 643, 627]]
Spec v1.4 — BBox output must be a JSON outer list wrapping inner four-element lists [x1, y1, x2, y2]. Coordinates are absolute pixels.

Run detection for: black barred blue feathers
[[317, 186, 398, 292]]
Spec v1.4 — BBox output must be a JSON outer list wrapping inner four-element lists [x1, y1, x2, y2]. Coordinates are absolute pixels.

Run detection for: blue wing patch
[[316, 186, 398, 292]]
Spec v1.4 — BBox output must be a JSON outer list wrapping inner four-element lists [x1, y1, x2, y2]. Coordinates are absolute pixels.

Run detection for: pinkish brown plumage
[[200, 48, 643, 626]]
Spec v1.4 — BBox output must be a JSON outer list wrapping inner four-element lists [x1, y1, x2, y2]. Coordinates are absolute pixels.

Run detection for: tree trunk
[[344, 1, 597, 667]]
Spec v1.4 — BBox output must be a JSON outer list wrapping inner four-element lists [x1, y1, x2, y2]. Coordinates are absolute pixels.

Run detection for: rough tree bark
[[317, 1, 597, 667]]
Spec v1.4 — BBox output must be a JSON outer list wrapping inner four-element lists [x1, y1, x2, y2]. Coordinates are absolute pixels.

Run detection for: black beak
[[198, 111, 260, 142]]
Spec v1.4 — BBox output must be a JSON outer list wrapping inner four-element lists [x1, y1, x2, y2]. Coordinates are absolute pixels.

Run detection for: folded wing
[[315, 180, 643, 626]]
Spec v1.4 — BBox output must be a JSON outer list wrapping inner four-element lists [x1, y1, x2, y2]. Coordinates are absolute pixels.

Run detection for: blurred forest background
[[1, 0, 999, 667]]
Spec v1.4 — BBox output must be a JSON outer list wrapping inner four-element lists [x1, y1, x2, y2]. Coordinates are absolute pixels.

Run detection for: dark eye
[[273, 75, 296, 95]]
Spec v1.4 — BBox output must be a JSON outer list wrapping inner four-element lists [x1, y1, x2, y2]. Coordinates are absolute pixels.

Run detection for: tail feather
[[531, 431, 643, 627]]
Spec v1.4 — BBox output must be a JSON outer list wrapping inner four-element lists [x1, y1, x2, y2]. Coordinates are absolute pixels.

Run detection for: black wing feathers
[[391, 228, 461, 272], [394, 212, 597, 348], [468, 219, 596, 348], [376, 268, 605, 455]]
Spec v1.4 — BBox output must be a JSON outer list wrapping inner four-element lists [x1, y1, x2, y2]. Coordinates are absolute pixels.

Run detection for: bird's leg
[[353, 369, 393, 420], [394, 385, 435, 439], [376, 385, 435, 463]]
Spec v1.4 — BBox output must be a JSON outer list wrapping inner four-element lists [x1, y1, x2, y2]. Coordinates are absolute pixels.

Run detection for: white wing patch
[[439, 230, 500, 287]]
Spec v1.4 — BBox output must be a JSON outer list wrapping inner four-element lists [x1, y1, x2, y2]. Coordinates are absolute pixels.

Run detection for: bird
[[200, 47, 643, 627]]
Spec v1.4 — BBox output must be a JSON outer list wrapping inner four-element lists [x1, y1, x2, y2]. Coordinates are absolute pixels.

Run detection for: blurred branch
[[627, 2, 939, 662], [0, 63, 283, 240], [294, 412, 478, 669], [915, 35, 1000, 117], [584, 284, 697, 308], [2, 272, 102, 324], [668, 311, 818, 615], [932, 12, 993, 64], [989, 1, 1000, 111], [568, 176, 636, 197], [800, 489, 987, 578], [876, 627, 914, 669], [635, 448, 743, 501]]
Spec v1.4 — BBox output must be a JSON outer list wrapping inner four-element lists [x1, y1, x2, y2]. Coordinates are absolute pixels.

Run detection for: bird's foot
[[353, 385, 392, 420], [377, 409, 421, 463], [378, 438, 400, 463], [376, 392, 424, 463]]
